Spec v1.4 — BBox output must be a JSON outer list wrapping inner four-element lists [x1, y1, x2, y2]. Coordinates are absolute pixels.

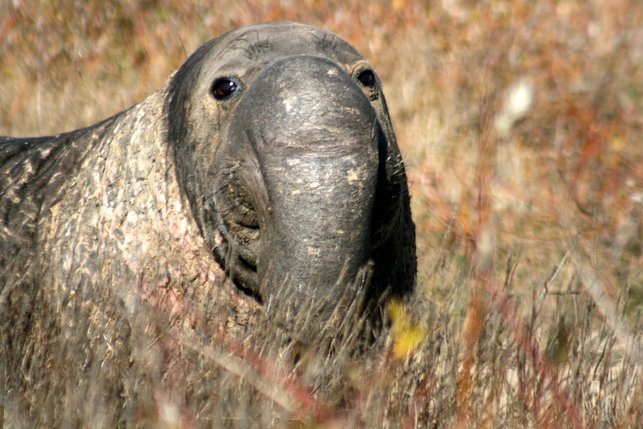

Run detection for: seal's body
[[0, 22, 415, 426]]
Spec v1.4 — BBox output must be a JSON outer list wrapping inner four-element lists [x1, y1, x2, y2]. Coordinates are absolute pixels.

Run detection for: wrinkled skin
[[0, 22, 415, 426]]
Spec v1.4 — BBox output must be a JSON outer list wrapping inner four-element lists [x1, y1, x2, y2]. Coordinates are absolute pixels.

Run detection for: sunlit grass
[[1, 1, 640, 427]]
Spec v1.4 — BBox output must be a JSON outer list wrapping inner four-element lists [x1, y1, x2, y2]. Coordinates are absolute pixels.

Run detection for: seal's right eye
[[211, 78, 241, 100]]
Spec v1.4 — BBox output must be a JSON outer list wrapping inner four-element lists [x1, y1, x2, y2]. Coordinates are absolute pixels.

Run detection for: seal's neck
[[34, 87, 261, 331]]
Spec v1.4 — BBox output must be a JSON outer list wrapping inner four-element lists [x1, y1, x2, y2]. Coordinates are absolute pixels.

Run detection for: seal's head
[[168, 22, 415, 326]]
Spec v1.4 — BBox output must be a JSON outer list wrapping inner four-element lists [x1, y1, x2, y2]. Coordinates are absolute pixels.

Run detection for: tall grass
[[1, 1, 640, 427]]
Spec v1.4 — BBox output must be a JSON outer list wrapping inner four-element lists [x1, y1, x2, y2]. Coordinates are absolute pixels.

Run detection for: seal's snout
[[211, 54, 383, 306], [222, 55, 382, 308]]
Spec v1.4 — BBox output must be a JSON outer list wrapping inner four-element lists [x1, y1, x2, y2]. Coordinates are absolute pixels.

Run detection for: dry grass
[[1, 1, 641, 427]]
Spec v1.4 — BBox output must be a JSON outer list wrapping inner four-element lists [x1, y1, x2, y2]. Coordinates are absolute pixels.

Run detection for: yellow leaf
[[387, 299, 427, 360]]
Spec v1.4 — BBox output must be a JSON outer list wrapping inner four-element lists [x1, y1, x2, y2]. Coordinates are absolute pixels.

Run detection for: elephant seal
[[0, 22, 415, 426]]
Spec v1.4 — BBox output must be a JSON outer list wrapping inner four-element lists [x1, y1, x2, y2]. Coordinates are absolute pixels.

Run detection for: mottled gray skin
[[0, 22, 415, 426]]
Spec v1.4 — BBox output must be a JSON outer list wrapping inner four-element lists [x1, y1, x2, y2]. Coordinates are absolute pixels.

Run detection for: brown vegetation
[[1, 1, 640, 427]]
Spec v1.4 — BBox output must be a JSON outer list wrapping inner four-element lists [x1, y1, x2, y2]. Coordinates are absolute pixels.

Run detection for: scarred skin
[[0, 22, 415, 425]]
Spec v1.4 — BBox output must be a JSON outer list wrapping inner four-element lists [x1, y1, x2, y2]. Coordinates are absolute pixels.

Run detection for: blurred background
[[1, 1, 641, 426]]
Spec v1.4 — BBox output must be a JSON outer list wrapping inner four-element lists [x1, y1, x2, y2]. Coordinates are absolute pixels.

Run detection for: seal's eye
[[211, 78, 241, 100], [356, 69, 376, 88]]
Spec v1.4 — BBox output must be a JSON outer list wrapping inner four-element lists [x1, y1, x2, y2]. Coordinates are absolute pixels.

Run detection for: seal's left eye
[[356, 69, 376, 88], [211, 78, 240, 100]]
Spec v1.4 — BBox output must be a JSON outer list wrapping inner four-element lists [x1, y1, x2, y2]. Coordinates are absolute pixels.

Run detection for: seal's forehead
[[206, 22, 364, 68]]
